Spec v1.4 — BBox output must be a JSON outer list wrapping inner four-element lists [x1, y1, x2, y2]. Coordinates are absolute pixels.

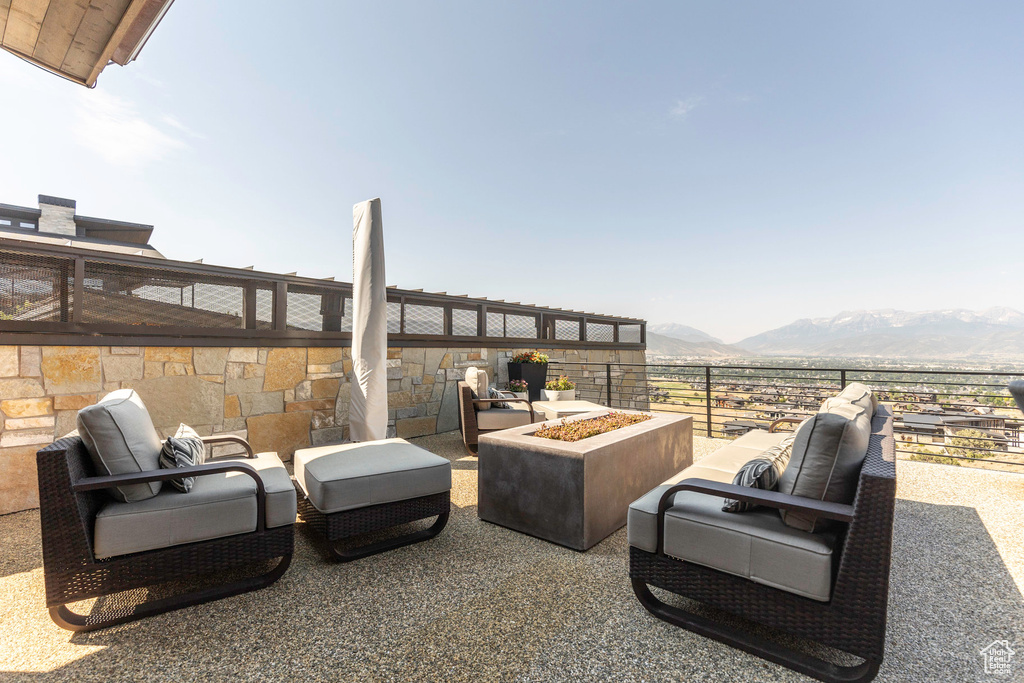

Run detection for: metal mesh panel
[[286, 288, 324, 331], [452, 308, 477, 336], [404, 303, 444, 335], [256, 287, 274, 330], [83, 261, 243, 327], [387, 301, 402, 333], [486, 312, 504, 337], [0, 249, 73, 322], [619, 324, 641, 343], [506, 314, 537, 338], [587, 322, 614, 342], [555, 319, 579, 341]]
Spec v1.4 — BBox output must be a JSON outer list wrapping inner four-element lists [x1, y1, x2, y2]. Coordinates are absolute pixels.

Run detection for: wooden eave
[[0, 0, 174, 87]]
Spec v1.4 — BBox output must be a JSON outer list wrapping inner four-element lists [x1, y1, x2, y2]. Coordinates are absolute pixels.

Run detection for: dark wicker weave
[[457, 381, 534, 455], [297, 488, 450, 562], [37, 435, 293, 632], [630, 406, 897, 683]]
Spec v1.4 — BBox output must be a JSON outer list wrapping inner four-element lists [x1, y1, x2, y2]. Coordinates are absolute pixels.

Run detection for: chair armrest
[[769, 417, 805, 433], [472, 397, 535, 421], [655, 477, 854, 555], [73, 462, 267, 532], [200, 435, 255, 458]]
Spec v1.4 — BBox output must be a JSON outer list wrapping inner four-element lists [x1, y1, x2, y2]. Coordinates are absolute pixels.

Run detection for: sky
[[1, 1, 1023, 343]]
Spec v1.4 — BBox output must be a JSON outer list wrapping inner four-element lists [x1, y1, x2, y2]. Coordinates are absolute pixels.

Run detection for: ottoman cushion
[[294, 438, 452, 514]]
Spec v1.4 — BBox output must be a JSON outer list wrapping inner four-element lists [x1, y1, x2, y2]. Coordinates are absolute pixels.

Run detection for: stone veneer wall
[[0, 345, 645, 514]]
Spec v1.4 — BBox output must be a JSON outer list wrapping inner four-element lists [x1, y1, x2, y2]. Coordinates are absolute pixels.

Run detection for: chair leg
[[48, 554, 292, 633], [325, 511, 450, 563], [631, 579, 881, 683]]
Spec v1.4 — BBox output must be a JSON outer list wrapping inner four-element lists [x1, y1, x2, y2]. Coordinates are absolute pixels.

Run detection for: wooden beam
[[32, 0, 88, 67], [60, 0, 128, 82], [83, 0, 144, 86], [3, 0, 50, 54], [0, 1, 13, 41]]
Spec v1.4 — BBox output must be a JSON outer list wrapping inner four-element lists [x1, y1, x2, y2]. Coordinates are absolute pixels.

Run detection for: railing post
[[479, 304, 487, 337], [273, 281, 287, 331], [606, 363, 613, 408], [71, 258, 85, 324], [840, 369, 847, 389], [705, 366, 713, 437], [243, 282, 257, 329], [443, 305, 453, 336]]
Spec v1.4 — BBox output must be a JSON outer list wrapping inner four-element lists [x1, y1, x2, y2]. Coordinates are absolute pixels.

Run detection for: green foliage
[[947, 429, 992, 460], [507, 379, 529, 393], [510, 351, 549, 364], [534, 412, 653, 442], [544, 375, 575, 391]]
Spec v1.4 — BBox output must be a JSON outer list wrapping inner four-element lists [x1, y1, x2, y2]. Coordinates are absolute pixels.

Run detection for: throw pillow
[[489, 387, 516, 409], [722, 458, 783, 513], [159, 424, 207, 493]]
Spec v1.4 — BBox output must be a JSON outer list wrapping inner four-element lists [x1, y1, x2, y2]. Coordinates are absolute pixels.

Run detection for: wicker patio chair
[[37, 434, 294, 632], [457, 380, 535, 454], [630, 405, 896, 683]]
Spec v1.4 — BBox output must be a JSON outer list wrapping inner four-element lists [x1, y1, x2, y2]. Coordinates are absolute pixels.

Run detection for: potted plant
[[507, 379, 530, 401], [542, 375, 576, 402], [507, 351, 549, 401]]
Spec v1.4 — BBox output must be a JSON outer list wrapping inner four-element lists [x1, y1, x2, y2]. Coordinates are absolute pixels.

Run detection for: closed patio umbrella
[[349, 198, 388, 442]]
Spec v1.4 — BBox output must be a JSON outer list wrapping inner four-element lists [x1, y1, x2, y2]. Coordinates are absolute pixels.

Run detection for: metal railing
[[548, 361, 1024, 470], [0, 238, 645, 348]]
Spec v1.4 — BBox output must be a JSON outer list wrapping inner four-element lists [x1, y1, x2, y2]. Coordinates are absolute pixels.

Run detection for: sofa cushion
[[778, 402, 871, 532], [663, 491, 839, 601], [465, 366, 490, 410], [722, 458, 783, 513], [77, 389, 164, 503], [294, 438, 452, 514], [477, 403, 534, 430], [831, 382, 877, 416], [627, 432, 791, 553], [158, 423, 206, 493], [93, 449, 296, 559]]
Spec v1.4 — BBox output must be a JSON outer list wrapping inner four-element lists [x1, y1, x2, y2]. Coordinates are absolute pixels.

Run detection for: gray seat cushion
[[779, 401, 871, 532], [662, 491, 838, 602], [77, 389, 163, 503], [92, 450, 294, 559], [294, 438, 452, 514], [627, 431, 790, 553], [476, 403, 534, 430]]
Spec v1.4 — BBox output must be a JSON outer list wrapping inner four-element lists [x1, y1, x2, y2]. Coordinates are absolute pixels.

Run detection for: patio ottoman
[[294, 438, 451, 562]]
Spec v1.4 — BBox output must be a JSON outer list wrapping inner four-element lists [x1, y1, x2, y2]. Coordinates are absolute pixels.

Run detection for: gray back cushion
[[831, 382, 877, 416], [465, 366, 490, 410], [77, 389, 164, 502], [778, 401, 871, 532]]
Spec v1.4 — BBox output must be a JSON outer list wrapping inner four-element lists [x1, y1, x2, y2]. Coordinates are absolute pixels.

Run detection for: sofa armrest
[[472, 397, 535, 421], [73, 462, 268, 532], [200, 435, 255, 458], [655, 477, 854, 555], [769, 417, 805, 433]]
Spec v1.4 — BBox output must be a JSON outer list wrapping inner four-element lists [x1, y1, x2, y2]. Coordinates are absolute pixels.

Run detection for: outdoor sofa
[[36, 390, 295, 632], [628, 383, 896, 683], [457, 366, 536, 454]]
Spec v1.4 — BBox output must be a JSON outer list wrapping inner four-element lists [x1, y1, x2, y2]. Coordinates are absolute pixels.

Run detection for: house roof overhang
[[0, 0, 175, 88]]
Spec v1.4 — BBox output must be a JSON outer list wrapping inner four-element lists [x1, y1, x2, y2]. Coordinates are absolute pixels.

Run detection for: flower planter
[[511, 391, 529, 402], [541, 389, 575, 402], [507, 362, 548, 402]]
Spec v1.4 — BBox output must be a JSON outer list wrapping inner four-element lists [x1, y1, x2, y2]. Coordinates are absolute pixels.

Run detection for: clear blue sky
[[1, 1, 1022, 342]]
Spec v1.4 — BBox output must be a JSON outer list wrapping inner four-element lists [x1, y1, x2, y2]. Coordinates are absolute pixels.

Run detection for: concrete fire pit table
[[477, 410, 692, 550]]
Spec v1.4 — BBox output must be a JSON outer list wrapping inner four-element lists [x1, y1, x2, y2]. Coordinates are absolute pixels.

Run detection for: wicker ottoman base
[[297, 489, 450, 562]]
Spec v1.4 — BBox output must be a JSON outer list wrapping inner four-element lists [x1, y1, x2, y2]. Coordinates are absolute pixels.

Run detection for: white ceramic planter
[[542, 389, 575, 402], [511, 391, 529, 401]]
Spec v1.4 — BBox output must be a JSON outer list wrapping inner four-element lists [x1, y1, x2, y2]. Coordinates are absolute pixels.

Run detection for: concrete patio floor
[[1, 431, 1022, 682]]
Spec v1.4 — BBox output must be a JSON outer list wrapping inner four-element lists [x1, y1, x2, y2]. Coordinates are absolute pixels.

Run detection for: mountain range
[[650, 308, 1024, 360]]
